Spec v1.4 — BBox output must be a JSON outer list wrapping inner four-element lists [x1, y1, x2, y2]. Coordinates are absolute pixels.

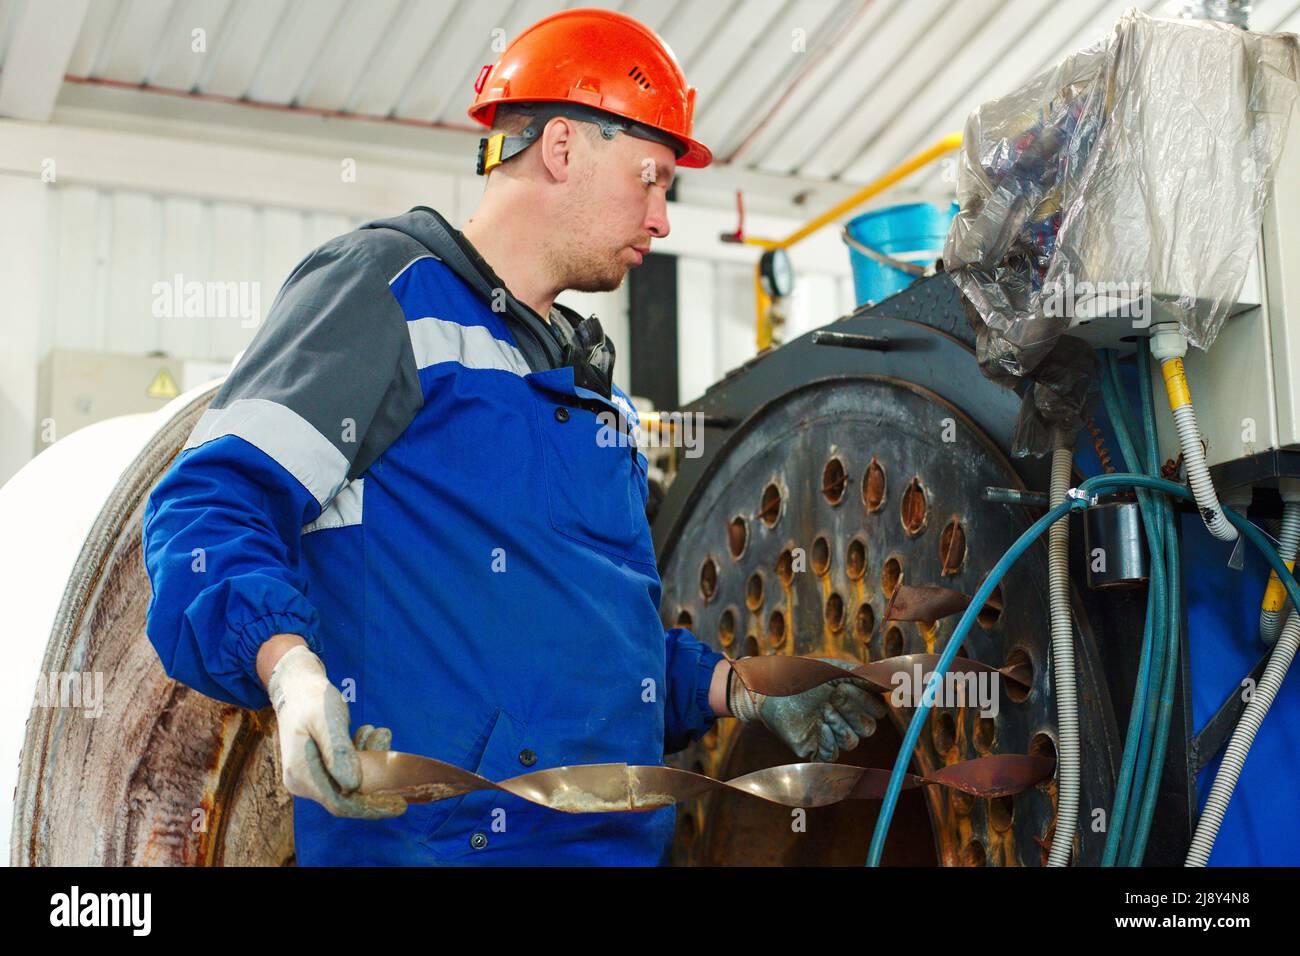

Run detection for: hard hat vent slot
[[627, 66, 653, 92]]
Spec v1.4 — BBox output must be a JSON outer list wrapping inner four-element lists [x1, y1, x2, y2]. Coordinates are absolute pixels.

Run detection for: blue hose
[[1128, 504, 1181, 864], [1100, 350, 1169, 861], [1127, 340, 1183, 864], [865, 472, 1300, 866], [1097, 358, 1164, 865]]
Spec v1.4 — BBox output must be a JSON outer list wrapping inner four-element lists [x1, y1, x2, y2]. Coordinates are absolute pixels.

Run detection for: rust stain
[[901, 477, 929, 537], [863, 457, 886, 512]]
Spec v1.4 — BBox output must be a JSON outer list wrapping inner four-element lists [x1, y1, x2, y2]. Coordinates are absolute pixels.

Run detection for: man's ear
[[538, 116, 577, 183]]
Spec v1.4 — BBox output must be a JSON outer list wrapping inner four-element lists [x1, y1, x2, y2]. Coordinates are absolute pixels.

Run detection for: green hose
[[1098, 354, 1167, 865], [1100, 347, 1182, 865], [865, 469, 1300, 866], [1101, 351, 1169, 861], [1127, 340, 1183, 865]]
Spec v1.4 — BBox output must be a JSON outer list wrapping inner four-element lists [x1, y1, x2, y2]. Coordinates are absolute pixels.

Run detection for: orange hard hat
[[468, 7, 712, 170]]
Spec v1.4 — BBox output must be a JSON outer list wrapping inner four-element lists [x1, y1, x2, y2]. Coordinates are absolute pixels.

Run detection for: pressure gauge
[[760, 248, 795, 298]]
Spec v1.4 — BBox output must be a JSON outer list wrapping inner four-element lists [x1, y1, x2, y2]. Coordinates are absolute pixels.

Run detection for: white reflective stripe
[[183, 398, 349, 507], [407, 316, 531, 375], [609, 390, 639, 425], [389, 254, 436, 286], [302, 478, 364, 534]]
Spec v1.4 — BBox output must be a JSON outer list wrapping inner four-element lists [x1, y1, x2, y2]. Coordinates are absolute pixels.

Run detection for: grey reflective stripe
[[184, 398, 349, 508], [302, 478, 364, 534], [389, 254, 435, 285], [407, 316, 531, 375]]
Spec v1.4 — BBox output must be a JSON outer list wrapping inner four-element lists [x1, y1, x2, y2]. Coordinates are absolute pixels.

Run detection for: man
[[142, 8, 884, 866]]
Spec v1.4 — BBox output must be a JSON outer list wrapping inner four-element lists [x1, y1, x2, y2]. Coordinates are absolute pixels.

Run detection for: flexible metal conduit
[[1150, 324, 1238, 543], [1260, 492, 1300, 644], [1047, 437, 1079, 866], [1186, 609, 1300, 866]]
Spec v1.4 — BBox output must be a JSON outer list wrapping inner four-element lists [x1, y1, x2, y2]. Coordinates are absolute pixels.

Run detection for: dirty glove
[[267, 644, 406, 818], [727, 657, 888, 762]]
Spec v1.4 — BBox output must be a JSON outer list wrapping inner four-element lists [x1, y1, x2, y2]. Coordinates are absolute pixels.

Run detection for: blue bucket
[[845, 201, 959, 306]]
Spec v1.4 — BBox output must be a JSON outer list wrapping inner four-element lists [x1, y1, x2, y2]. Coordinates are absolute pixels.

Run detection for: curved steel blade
[[884, 584, 972, 623], [357, 751, 1054, 810]]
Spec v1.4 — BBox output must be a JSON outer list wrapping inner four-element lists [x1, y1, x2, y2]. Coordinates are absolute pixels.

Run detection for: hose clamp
[[1066, 487, 1098, 507]]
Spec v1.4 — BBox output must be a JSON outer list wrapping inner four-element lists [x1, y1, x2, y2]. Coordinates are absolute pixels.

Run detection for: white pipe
[[1150, 324, 1238, 543], [1047, 438, 1079, 866], [1186, 609, 1300, 866], [1259, 496, 1300, 644]]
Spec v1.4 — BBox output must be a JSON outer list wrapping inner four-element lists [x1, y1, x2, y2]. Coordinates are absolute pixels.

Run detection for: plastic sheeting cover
[[945, 7, 1299, 452]]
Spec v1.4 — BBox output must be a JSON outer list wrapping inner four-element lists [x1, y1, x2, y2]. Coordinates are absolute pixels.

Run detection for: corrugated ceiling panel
[[65, 0, 124, 77], [677, 0, 792, 135], [754, 0, 950, 176], [395, 0, 517, 122], [620, 0, 678, 35], [894, 0, 1116, 182], [700, 0, 861, 162], [145, 0, 235, 90], [96, 0, 177, 84], [910, 0, 1171, 198], [812, 0, 1005, 180], [721, 1, 896, 167], [296, 0, 402, 110], [197, 0, 292, 99], [657, 0, 740, 73], [840, 0, 1057, 182], [14, 0, 1299, 199], [1260, 0, 1300, 29], [343, 0, 464, 116], [245, 0, 346, 105], [689, 0, 840, 161], [0, 0, 22, 72]]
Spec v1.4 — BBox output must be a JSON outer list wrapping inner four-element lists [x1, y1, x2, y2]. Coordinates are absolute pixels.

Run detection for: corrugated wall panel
[[677, 256, 718, 405], [38, 181, 852, 414], [713, 259, 760, 378], [207, 200, 257, 358], [105, 190, 161, 354], [158, 195, 210, 359], [50, 186, 100, 352], [42, 185, 366, 363]]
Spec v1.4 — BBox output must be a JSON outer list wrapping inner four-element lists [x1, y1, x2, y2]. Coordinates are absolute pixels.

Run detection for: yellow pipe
[[751, 133, 962, 251], [755, 268, 773, 351], [751, 132, 962, 346]]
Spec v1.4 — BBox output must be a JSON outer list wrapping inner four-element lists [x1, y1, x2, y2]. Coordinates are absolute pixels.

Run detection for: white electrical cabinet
[[36, 350, 229, 452], [1148, 108, 1300, 479]]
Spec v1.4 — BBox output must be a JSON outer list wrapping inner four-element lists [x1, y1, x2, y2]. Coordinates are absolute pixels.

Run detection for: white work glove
[[727, 657, 888, 762], [266, 644, 406, 818]]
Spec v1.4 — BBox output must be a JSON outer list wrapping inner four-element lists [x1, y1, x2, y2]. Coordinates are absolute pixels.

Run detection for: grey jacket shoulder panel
[[199, 224, 427, 504]]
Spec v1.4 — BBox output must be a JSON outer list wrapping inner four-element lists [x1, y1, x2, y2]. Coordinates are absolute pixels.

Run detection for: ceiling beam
[[49, 80, 952, 221]]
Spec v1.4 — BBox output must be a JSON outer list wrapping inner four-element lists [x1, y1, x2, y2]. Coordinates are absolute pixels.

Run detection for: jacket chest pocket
[[533, 397, 656, 569]]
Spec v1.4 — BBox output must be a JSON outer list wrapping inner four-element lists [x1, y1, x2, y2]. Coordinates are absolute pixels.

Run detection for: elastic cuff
[[232, 610, 321, 685], [694, 646, 727, 723]]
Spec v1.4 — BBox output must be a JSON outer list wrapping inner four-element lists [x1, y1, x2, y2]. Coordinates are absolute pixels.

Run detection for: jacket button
[[554, 407, 570, 423], [519, 749, 538, 767], [470, 832, 488, 850]]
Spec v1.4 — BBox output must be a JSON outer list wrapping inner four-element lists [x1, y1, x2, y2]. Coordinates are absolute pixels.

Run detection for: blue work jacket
[[141, 208, 724, 865]]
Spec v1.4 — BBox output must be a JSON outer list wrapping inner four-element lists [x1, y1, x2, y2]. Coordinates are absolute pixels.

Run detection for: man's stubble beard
[[552, 172, 628, 294], [548, 231, 627, 294]]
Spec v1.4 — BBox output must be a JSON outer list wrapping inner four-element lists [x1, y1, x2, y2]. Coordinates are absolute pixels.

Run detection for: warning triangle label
[[147, 368, 179, 400]]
